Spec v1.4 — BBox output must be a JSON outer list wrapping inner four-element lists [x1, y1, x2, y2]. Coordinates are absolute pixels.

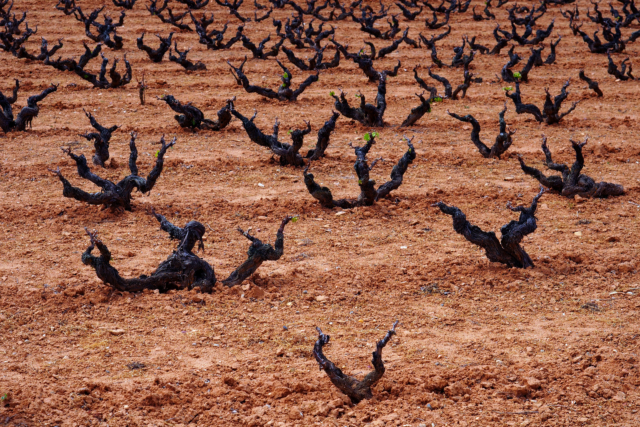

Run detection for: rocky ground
[[1, 0, 639, 425]]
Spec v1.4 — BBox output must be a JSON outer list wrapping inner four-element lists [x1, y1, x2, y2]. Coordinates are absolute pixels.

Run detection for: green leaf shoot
[[363, 131, 378, 142]]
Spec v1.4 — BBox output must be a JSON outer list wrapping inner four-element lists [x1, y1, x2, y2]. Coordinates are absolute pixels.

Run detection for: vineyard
[[0, 0, 639, 425]]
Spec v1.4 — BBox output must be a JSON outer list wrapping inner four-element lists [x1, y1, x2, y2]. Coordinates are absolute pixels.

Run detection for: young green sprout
[[363, 131, 378, 142], [283, 72, 289, 79], [403, 137, 414, 152], [330, 90, 335, 96], [503, 86, 513, 91], [291, 216, 299, 223], [512, 71, 522, 79], [432, 97, 443, 102]]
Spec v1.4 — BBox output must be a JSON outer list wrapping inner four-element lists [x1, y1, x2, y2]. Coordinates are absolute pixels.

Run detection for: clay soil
[[1, 0, 640, 426]]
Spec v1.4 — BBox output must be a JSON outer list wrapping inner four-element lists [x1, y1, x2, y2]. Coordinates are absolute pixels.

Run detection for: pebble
[[575, 194, 587, 203]]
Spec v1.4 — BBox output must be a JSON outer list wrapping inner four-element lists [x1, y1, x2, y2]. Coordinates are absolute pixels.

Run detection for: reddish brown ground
[[1, 0, 639, 426]]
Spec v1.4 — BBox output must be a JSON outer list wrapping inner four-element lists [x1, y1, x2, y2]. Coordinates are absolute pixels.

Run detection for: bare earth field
[[1, 0, 639, 425]]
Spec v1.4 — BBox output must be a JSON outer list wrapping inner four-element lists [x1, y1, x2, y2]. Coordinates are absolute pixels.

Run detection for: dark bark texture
[[281, 46, 340, 71], [82, 215, 292, 293], [0, 81, 58, 133], [447, 102, 515, 159], [137, 32, 173, 62], [113, 0, 137, 9], [191, 11, 244, 51], [178, 0, 209, 9], [306, 111, 339, 160], [331, 73, 387, 126], [544, 35, 561, 64], [221, 216, 292, 287], [52, 133, 175, 211], [82, 228, 189, 293], [228, 57, 319, 101], [465, 35, 489, 54], [433, 187, 545, 268], [63, 47, 133, 89], [0, 7, 36, 54], [607, 52, 634, 81], [505, 80, 579, 125], [419, 25, 451, 50], [400, 92, 435, 127], [313, 321, 398, 404], [159, 95, 233, 130], [169, 41, 207, 71], [231, 107, 337, 166], [15, 37, 64, 62], [573, 21, 625, 53], [578, 70, 603, 97], [240, 33, 283, 59], [331, 38, 400, 82], [518, 137, 624, 198], [418, 65, 474, 100], [304, 135, 416, 209], [426, 10, 450, 29], [79, 109, 118, 167], [489, 23, 510, 55], [396, 2, 422, 20], [148, 0, 193, 31], [82, 9, 125, 50]]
